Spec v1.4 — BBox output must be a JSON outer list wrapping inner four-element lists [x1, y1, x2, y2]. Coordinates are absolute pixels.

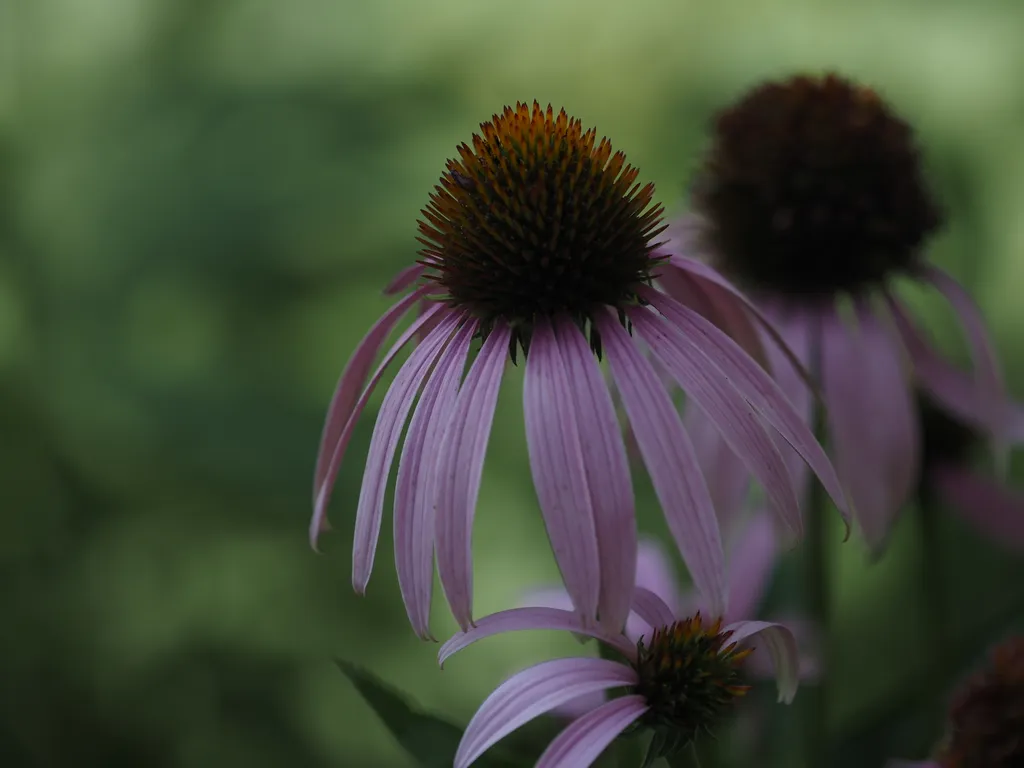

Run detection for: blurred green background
[[3, 0, 1024, 766]]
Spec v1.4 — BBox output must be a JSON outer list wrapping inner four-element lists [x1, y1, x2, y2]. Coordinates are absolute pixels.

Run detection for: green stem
[[918, 490, 951, 731]]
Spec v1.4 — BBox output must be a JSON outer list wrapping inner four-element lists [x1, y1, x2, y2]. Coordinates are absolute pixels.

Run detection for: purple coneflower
[[891, 635, 1024, 768], [658, 73, 1012, 551], [310, 102, 848, 638], [439, 594, 799, 767]]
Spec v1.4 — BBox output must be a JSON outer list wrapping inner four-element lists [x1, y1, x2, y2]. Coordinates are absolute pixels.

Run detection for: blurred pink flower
[[310, 102, 847, 639], [439, 596, 799, 767]]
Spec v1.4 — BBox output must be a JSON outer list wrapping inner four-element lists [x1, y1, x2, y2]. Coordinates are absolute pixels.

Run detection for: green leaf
[[336, 659, 522, 768]]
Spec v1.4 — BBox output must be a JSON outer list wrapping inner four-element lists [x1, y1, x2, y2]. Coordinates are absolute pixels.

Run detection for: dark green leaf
[[336, 659, 522, 768]]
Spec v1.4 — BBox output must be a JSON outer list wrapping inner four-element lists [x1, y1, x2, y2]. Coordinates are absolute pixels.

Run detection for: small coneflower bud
[[634, 613, 753, 749], [418, 101, 667, 357], [938, 635, 1024, 768], [692, 73, 944, 299]]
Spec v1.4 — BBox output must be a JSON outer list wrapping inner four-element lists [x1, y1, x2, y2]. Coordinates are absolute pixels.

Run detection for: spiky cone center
[[417, 101, 667, 356], [938, 636, 1024, 768], [633, 613, 752, 746], [692, 73, 944, 300]]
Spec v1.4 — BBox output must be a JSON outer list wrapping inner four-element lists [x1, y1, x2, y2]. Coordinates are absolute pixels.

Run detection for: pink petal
[[634, 538, 682, 611], [923, 266, 1006, 441], [383, 264, 426, 295], [822, 305, 919, 552], [438, 607, 637, 667], [454, 658, 639, 768], [524, 319, 601, 627], [640, 286, 850, 528], [535, 695, 649, 768], [393, 319, 476, 638], [554, 318, 637, 633], [683, 402, 750, 532], [519, 588, 575, 612], [596, 310, 727, 618], [930, 463, 1024, 552], [312, 286, 431, 512], [746, 615, 821, 682], [724, 512, 778, 624], [352, 313, 461, 594], [435, 324, 511, 630], [723, 620, 800, 703], [630, 587, 676, 632]]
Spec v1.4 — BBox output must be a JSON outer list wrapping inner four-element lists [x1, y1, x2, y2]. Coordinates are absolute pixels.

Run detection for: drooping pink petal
[[657, 261, 770, 371], [393, 320, 476, 638], [634, 539, 683, 612], [535, 695, 649, 768], [454, 658, 639, 768], [630, 587, 676, 631], [435, 324, 512, 630], [923, 265, 1006, 442], [724, 512, 778, 624], [746, 615, 821, 682], [383, 264, 426, 295], [524, 318, 602, 627], [822, 305, 919, 552], [312, 302, 447, 549], [596, 311, 727, 618], [668, 254, 819, 393], [630, 307, 802, 536], [439, 607, 637, 667], [352, 313, 462, 594], [554, 317, 637, 632], [313, 285, 431, 507], [929, 463, 1024, 552], [722, 620, 800, 703], [683, 402, 750, 533], [640, 286, 850, 528]]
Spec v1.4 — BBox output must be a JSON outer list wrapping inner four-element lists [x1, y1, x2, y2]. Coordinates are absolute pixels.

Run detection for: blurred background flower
[[3, 0, 1024, 766]]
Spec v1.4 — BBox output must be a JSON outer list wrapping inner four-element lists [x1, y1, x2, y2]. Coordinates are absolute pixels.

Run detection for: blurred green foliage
[[2, 0, 1024, 766]]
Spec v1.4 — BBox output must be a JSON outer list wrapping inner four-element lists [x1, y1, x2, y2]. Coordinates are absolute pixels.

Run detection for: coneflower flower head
[[635, 613, 752, 748], [938, 635, 1024, 768], [312, 101, 848, 640], [692, 73, 944, 300], [418, 102, 666, 357], [663, 72, 1011, 552]]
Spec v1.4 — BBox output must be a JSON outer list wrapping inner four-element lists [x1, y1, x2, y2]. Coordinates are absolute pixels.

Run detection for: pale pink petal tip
[[724, 620, 800, 703], [535, 695, 648, 768], [453, 658, 638, 768]]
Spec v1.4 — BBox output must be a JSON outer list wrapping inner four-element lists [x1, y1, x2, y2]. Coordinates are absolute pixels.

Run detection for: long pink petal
[[454, 658, 639, 768], [684, 401, 750, 533], [630, 587, 676, 631], [640, 286, 850, 527], [723, 620, 800, 703], [312, 302, 447, 549], [555, 318, 637, 632], [439, 607, 637, 667], [435, 324, 511, 630], [930, 463, 1024, 552], [596, 311, 727, 618], [634, 539, 682, 611], [822, 305, 919, 552], [535, 695, 649, 768], [352, 313, 461, 593], [524, 319, 601, 627], [724, 512, 778, 624], [393, 319, 475, 638], [630, 307, 803, 536], [923, 266, 1006, 441], [313, 285, 431, 506], [383, 264, 426, 295]]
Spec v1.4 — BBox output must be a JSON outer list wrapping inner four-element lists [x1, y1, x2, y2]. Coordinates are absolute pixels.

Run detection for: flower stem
[[918, 487, 951, 731]]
